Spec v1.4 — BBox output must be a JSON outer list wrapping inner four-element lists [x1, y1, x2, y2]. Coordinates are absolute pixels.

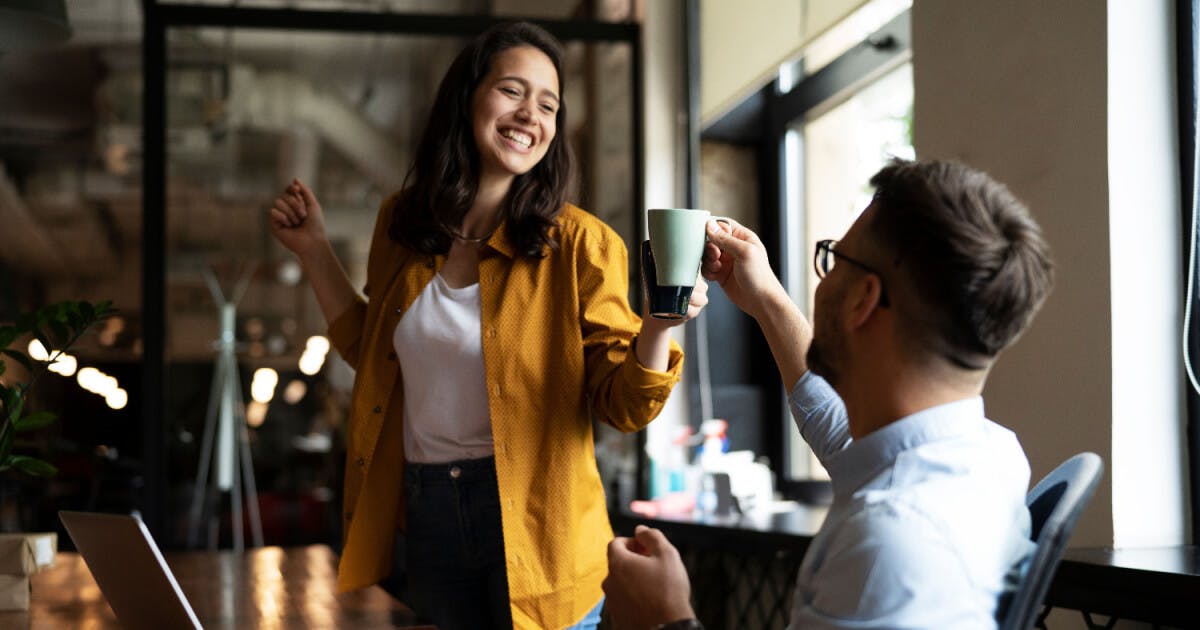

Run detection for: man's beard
[[806, 318, 844, 388]]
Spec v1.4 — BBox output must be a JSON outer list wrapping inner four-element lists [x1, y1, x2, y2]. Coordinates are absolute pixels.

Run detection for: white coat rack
[[186, 263, 264, 551]]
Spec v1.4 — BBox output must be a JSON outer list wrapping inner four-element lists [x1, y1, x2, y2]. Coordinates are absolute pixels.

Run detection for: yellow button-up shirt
[[327, 198, 683, 629]]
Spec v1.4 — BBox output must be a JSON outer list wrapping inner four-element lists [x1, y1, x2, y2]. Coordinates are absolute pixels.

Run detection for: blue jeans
[[402, 457, 512, 630]]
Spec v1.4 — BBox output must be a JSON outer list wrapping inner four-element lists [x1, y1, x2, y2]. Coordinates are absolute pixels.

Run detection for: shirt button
[[395, 308, 402, 314], [356, 457, 366, 467], [373, 405, 382, 413], [493, 385, 501, 396], [488, 328, 497, 338], [449, 466, 462, 479]]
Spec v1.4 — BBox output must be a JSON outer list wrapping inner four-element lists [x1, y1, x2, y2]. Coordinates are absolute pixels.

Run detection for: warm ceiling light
[[283, 379, 307, 404], [105, 388, 127, 410], [77, 367, 103, 393], [277, 260, 302, 286], [0, 1, 72, 52], [251, 368, 278, 403], [48, 353, 77, 377], [246, 401, 268, 428], [27, 339, 49, 361], [305, 336, 330, 355]]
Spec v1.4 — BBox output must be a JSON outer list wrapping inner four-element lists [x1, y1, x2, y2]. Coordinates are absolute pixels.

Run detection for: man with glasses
[[603, 159, 1055, 629]]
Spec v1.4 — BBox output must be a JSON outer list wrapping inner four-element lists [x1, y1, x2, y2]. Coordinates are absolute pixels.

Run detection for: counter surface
[[0, 544, 430, 629]]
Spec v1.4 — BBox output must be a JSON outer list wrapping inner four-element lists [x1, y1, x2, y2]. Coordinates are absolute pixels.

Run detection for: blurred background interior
[[0, 0, 931, 551]]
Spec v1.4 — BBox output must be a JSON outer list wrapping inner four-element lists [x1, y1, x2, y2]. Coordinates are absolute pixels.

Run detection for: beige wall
[[913, 0, 1113, 545], [913, 0, 1189, 549], [700, 0, 868, 123]]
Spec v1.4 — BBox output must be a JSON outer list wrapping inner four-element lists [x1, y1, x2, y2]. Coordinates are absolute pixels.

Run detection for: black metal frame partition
[[1177, 0, 1200, 544], [140, 0, 644, 542]]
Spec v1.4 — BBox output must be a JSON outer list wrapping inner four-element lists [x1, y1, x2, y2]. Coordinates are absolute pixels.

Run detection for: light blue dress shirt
[[787, 372, 1035, 630]]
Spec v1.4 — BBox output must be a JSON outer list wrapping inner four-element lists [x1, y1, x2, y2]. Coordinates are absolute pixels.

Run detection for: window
[[776, 4, 912, 486], [691, 0, 912, 502]]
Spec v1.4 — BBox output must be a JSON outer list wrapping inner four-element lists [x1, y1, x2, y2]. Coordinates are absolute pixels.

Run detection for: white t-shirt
[[393, 273, 493, 463]]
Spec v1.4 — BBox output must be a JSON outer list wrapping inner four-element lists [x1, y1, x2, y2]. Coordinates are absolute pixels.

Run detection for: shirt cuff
[[619, 334, 684, 402]]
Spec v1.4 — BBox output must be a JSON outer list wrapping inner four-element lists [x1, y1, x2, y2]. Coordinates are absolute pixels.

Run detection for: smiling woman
[[267, 20, 705, 630]]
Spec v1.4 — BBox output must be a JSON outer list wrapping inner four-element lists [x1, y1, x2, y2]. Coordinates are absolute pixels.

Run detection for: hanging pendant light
[[0, 0, 72, 53]]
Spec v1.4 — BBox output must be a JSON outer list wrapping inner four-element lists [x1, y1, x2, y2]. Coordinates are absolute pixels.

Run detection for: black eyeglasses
[[814, 239, 890, 307]]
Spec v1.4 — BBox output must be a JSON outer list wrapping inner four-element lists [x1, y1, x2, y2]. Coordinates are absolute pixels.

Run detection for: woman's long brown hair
[[388, 21, 575, 258]]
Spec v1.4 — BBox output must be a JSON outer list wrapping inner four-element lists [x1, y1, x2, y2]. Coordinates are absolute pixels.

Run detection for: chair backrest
[[998, 452, 1104, 630]]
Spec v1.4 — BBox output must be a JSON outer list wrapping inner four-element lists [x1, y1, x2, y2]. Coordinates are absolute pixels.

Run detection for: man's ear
[[845, 274, 886, 329]]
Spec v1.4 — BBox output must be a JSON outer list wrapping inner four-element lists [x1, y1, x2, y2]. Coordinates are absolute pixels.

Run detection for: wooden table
[[0, 545, 432, 629]]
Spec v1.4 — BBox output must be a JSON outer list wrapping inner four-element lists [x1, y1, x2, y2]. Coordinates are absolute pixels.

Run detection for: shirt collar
[[827, 396, 986, 499], [483, 221, 516, 258]]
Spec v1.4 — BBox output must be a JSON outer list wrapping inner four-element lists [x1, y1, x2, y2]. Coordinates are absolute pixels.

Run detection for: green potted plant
[[0, 300, 113, 609], [0, 300, 115, 477]]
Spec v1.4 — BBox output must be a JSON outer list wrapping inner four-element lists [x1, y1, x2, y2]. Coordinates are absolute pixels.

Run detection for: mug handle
[[705, 216, 733, 241]]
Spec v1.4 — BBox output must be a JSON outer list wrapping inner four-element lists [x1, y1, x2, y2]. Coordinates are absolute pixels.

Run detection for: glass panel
[[0, 2, 144, 532], [164, 26, 635, 547], [800, 61, 913, 314]]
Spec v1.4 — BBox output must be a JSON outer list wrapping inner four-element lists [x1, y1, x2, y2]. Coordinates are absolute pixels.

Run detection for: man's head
[[808, 159, 1054, 383]]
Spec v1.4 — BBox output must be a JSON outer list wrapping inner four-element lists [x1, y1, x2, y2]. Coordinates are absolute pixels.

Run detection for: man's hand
[[603, 525, 696, 629], [701, 219, 789, 321], [702, 219, 812, 387]]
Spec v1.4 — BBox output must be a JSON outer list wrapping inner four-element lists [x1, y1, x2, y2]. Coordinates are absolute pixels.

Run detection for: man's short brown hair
[[867, 159, 1054, 369]]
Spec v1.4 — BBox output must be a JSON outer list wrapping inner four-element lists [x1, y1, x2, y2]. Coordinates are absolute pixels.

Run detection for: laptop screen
[[59, 511, 202, 630]]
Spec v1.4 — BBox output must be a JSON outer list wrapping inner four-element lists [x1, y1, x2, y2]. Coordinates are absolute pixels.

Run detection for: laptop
[[58, 511, 202, 630]]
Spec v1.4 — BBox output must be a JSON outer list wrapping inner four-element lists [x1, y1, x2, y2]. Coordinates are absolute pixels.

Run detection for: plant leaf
[[3, 385, 24, 422], [32, 329, 52, 359], [14, 411, 55, 433], [14, 313, 34, 334], [64, 303, 83, 332], [80, 301, 95, 322], [0, 326, 16, 350], [9, 456, 57, 477], [0, 426, 13, 464], [45, 319, 69, 348], [1, 349, 32, 371]]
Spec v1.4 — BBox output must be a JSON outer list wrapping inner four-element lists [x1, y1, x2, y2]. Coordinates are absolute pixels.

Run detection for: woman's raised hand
[[269, 178, 328, 258]]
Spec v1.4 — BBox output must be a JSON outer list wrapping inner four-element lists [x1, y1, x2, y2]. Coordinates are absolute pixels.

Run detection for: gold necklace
[[442, 220, 497, 244]]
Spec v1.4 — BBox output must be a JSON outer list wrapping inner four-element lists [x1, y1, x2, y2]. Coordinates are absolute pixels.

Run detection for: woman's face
[[471, 45, 560, 183]]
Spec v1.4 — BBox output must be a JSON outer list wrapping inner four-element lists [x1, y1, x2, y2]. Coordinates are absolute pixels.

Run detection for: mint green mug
[[643, 208, 729, 319]]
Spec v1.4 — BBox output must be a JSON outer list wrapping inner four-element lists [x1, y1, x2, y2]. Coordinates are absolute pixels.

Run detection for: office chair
[[998, 452, 1104, 630]]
